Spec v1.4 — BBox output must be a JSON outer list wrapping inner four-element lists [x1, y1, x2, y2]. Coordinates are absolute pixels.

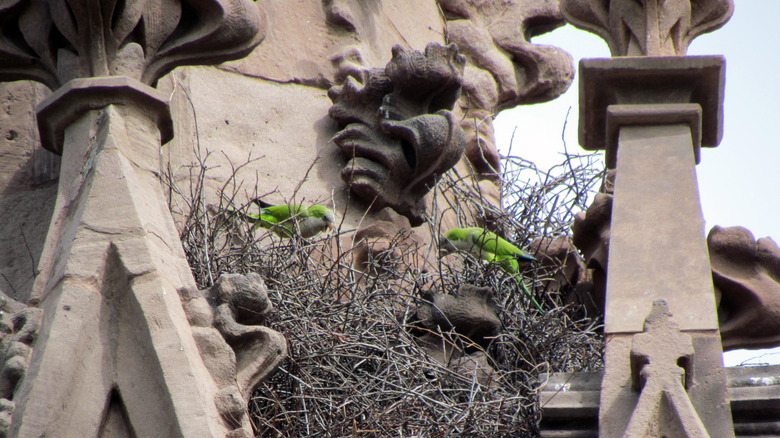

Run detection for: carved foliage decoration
[[0, 0, 266, 88], [437, 0, 574, 109], [329, 43, 466, 225], [436, 0, 574, 180], [561, 0, 734, 56]]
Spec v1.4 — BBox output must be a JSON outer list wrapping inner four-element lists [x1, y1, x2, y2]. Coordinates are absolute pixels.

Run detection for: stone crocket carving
[[328, 43, 467, 225], [560, 0, 733, 56]]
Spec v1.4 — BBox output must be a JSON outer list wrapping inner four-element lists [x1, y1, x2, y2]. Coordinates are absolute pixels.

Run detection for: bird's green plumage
[[230, 202, 335, 238], [440, 227, 543, 312]]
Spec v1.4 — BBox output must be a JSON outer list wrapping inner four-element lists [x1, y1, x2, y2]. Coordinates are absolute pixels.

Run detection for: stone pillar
[[0, 1, 268, 436], [561, 0, 735, 436]]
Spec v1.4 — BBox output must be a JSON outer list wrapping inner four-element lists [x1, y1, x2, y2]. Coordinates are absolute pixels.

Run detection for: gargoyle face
[[328, 43, 466, 225]]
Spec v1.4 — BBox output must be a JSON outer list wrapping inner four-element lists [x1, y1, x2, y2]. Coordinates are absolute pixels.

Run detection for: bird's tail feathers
[[515, 275, 545, 313]]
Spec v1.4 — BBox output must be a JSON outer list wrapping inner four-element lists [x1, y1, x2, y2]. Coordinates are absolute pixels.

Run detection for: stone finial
[[328, 43, 467, 225], [0, 0, 266, 89], [561, 0, 734, 56]]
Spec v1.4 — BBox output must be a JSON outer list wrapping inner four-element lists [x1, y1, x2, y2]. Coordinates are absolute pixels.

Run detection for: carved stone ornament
[[352, 207, 425, 278], [328, 43, 467, 225], [410, 284, 501, 386], [179, 273, 287, 431], [571, 170, 615, 315], [0, 0, 266, 90], [626, 300, 708, 436], [708, 226, 780, 350], [0, 307, 41, 436], [560, 0, 734, 56], [437, 0, 574, 181]]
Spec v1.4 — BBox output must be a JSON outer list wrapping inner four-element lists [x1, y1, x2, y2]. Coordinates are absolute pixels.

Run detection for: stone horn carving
[[0, 0, 270, 435], [708, 226, 780, 350], [328, 43, 467, 225], [560, 0, 734, 56]]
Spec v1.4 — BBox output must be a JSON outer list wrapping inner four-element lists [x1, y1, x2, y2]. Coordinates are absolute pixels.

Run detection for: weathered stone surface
[[577, 56, 725, 156], [540, 365, 780, 437], [531, 236, 596, 314], [561, 0, 733, 56], [414, 284, 500, 349], [571, 190, 612, 316], [203, 273, 287, 399], [709, 226, 780, 350], [626, 300, 708, 436], [162, 67, 343, 228], [12, 103, 232, 437], [352, 208, 426, 277], [222, 0, 445, 87]]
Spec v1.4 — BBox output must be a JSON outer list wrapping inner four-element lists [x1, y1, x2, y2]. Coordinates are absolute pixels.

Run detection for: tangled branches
[[166, 148, 604, 437]]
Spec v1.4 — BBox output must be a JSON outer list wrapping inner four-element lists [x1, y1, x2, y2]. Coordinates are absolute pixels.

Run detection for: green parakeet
[[439, 227, 543, 312], [236, 200, 336, 238]]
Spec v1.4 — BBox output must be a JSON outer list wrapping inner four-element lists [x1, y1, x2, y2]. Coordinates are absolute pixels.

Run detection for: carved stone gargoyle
[[328, 43, 467, 225], [409, 284, 500, 386]]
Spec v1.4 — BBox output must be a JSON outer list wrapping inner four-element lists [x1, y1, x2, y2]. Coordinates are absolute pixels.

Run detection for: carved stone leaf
[[437, 0, 574, 109], [561, 0, 733, 56], [0, 0, 265, 88]]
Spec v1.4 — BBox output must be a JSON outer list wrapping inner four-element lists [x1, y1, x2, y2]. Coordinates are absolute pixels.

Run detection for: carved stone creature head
[[328, 43, 467, 225]]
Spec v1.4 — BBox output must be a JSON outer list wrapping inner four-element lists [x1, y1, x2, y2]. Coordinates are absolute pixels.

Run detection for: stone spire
[[0, 1, 278, 436], [560, 0, 736, 436]]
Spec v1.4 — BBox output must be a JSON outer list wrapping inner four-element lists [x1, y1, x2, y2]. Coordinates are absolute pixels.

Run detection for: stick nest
[[167, 150, 605, 437]]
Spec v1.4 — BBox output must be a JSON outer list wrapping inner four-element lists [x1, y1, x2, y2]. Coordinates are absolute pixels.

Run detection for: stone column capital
[[36, 76, 174, 154], [577, 55, 725, 165]]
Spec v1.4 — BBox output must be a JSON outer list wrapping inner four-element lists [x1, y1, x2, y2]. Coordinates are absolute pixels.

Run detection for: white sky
[[494, 3, 780, 367]]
